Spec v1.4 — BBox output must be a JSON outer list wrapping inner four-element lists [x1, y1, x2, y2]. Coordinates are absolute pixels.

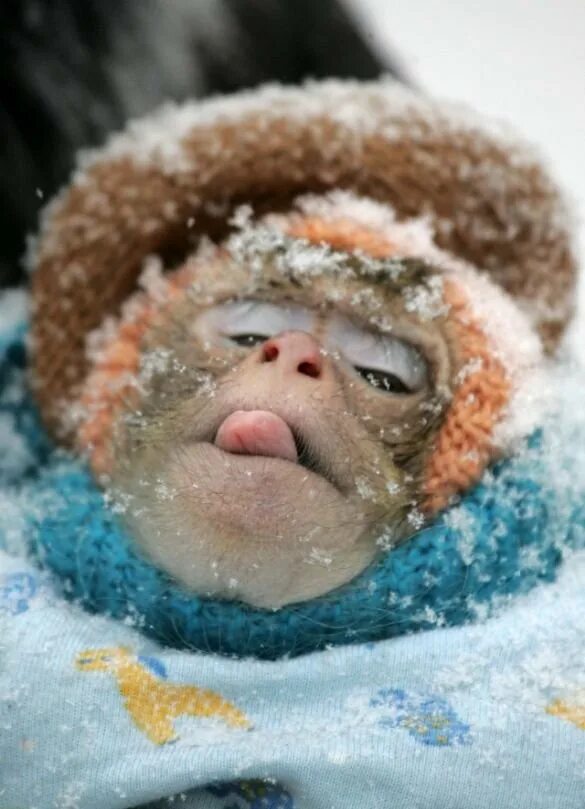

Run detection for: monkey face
[[102, 250, 455, 608]]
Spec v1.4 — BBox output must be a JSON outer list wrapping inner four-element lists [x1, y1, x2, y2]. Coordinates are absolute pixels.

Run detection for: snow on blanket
[[1, 546, 585, 808]]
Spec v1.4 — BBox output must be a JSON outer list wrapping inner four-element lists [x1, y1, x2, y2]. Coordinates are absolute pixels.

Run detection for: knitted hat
[[29, 79, 577, 451]]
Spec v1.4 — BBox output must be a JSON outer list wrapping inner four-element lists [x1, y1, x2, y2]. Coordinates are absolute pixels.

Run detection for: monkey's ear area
[[420, 273, 545, 515], [27, 79, 578, 447]]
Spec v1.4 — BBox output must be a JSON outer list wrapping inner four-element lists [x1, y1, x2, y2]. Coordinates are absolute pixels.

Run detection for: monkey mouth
[[291, 431, 328, 479], [212, 409, 336, 488]]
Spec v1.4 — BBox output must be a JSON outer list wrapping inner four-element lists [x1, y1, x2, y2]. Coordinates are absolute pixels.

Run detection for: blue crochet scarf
[[1, 322, 583, 660]]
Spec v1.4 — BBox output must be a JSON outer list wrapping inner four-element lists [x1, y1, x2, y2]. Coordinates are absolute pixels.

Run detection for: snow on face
[[70, 194, 547, 608]]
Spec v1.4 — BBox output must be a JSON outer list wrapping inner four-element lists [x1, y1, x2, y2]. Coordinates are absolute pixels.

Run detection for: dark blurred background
[[0, 0, 406, 289]]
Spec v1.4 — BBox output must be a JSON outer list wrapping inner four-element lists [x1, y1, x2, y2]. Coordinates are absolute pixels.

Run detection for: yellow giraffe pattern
[[546, 695, 585, 731], [76, 646, 251, 744]]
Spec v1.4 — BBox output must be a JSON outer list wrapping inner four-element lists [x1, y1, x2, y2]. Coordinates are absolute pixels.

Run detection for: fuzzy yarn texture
[[2, 323, 583, 660]]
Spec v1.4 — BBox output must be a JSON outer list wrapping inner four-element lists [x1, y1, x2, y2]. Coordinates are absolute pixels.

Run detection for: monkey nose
[[214, 410, 298, 463], [260, 331, 323, 378]]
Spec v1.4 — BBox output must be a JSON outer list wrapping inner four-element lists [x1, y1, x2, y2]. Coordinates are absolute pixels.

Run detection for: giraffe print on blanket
[[76, 646, 251, 744]]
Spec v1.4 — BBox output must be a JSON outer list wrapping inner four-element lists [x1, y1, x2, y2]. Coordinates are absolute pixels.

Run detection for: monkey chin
[[114, 441, 383, 609]]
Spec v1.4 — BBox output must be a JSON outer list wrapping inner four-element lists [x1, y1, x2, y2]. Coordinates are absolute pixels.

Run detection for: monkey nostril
[[261, 333, 323, 377], [262, 342, 279, 362], [297, 360, 320, 378]]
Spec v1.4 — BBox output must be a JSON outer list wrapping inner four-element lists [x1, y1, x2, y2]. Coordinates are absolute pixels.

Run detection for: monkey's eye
[[228, 333, 270, 348], [329, 314, 428, 395], [195, 300, 314, 348], [355, 368, 411, 394]]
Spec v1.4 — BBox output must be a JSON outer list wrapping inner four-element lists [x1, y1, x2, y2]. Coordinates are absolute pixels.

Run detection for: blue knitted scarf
[[1, 323, 583, 660]]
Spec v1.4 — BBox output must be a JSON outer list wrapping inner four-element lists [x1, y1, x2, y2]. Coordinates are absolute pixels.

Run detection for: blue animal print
[[0, 572, 37, 615], [208, 780, 294, 808], [370, 688, 471, 746]]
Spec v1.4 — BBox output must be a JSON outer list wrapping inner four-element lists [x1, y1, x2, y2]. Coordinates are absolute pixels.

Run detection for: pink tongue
[[214, 410, 298, 463]]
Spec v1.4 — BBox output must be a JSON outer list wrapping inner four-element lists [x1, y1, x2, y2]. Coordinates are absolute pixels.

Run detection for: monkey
[[9, 76, 582, 809], [27, 79, 573, 628], [71, 195, 539, 609]]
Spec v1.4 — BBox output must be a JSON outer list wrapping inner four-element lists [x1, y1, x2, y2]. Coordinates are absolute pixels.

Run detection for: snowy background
[[349, 0, 585, 357]]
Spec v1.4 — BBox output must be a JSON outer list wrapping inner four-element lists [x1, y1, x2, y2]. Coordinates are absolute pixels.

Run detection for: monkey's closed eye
[[197, 300, 313, 349], [329, 315, 428, 396], [229, 333, 270, 348], [356, 367, 411, 394]]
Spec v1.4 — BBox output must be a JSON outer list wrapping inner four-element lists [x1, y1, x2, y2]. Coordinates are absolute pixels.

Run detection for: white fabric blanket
[[1, 546, 584, 809]]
